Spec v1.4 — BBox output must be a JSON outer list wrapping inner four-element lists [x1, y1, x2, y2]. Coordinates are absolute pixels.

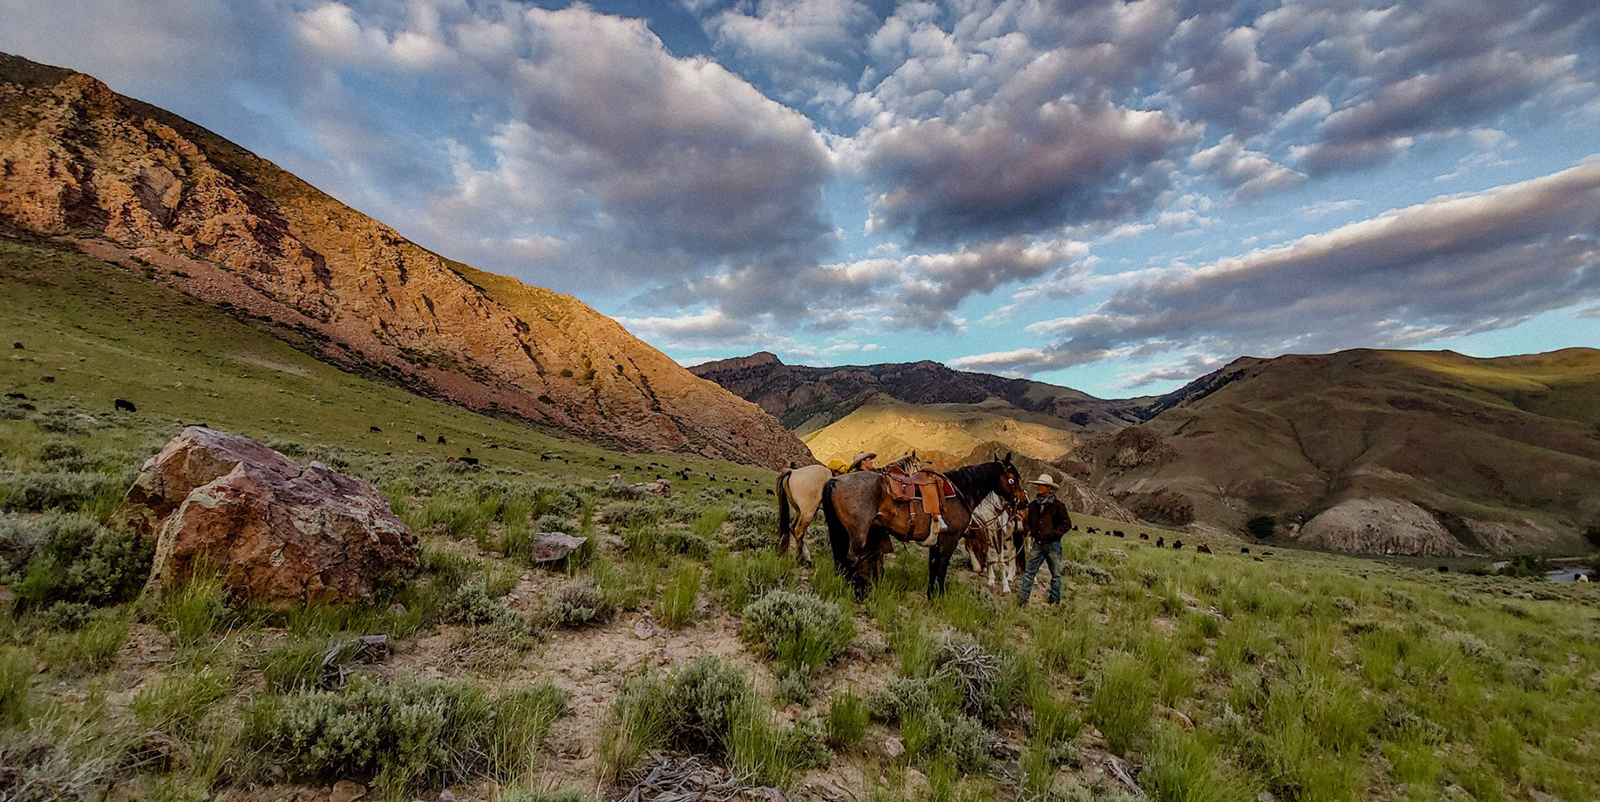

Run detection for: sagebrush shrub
[[547, 581, 615, 629], [1, 513, 151, 618], [445, 578, 518, 626], [246, 675, 566, 792], [0, 471, 123, 513], [665, 656, 758, 752], [738, 590, 852, 675]]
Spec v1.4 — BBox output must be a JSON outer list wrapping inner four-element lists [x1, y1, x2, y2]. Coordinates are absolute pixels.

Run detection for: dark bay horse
[[821, 454, 1026, 598]]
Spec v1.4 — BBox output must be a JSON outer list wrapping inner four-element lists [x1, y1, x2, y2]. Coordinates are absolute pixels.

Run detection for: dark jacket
[[1025, 493, 1072, 544]]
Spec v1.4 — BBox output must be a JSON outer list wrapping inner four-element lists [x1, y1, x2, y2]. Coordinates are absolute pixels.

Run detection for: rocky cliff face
[[0, 53, 811, 469]]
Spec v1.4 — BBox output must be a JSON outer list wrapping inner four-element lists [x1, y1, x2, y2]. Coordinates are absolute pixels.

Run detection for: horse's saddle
[[881, 467, 956, 501]]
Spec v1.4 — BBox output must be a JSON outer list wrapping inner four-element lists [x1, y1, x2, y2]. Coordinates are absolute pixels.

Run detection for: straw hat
[[1027, 473, 1059, 489]]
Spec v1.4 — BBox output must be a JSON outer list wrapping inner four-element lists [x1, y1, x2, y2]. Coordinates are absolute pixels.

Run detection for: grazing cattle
[[1139, 533, 1149, 540], [460, 457, 479, 466], [1155, 537, 1165, 547], [1437, 565, 1449, 573], [369, 425, 382, 433], [1197, 544, 1212, 554], [465, 447, 471, 454], [1086, 527, 1099, 534], [10, 342, 21, 349], [1114, 530, 1125, 538], [1172, 540, 1184, 550], [489, 444, 500, 449], [437, 436, 447, 444], [1241, 547, 1251, 554], [540, 454, 550, 461], [1262, 551, 1274, 556], [114, 398, 137, 413], [417, 434, 426, 442], [3, 392, 26, 399]]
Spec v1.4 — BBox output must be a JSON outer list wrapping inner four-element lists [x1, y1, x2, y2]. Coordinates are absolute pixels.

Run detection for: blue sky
[[3, 0, 1598, 397]]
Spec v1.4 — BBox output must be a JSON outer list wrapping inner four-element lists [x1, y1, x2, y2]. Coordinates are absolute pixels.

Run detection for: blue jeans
[[1017, 539, 1063, 605]]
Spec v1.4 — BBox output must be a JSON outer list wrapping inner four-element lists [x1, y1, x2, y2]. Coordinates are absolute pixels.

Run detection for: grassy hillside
[[4, 376, 1599, 801], [0, 236, 773, 493], [1085, 349, 1600, 555]]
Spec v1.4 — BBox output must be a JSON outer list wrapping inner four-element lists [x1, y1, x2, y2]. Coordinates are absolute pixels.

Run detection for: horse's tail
[[775, 469, 793, 547], [822, 479, 852, 576]]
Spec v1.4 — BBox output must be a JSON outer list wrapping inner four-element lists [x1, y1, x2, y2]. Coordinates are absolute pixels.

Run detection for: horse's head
[[994, 452, 1027, 506]]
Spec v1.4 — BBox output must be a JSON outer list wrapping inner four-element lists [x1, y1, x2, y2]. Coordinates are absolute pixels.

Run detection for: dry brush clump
[[243, 675, 567, 794]]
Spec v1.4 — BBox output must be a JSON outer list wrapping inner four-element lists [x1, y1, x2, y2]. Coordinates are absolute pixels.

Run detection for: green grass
[[4, 237, 1600, 801], [656, 564, 701, 629]]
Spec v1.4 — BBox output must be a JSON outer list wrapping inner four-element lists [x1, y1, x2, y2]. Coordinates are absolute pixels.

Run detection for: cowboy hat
[[849, 451, 877, 466], [1027, 473, 1059, 489]]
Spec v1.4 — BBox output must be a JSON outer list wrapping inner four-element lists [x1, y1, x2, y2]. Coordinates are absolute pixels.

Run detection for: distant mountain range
[[696, 349, 1600, 556], [0, 53, 810, 469]]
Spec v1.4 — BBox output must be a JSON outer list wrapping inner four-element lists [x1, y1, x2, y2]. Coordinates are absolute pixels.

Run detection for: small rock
[[1257, 793, 1280, 802], [1165, 707, 1195, 730], [633, 616, 658, 640], [330, 780, 367, 802], [388, 603, 407, 617], [438, 791, 456, 802], [883, 737, 905, 758], [528, 532, 587, 564], [905, 768, 930, 798]]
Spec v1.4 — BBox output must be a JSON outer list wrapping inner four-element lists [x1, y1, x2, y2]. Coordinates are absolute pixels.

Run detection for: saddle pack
[[880, 466, 956, 542]]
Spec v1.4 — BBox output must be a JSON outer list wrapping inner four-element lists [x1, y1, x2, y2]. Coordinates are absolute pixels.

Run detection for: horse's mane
[[945, 460, 1004, 502]]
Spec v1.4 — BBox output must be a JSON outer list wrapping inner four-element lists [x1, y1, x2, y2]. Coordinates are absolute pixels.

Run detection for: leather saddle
[[881, 466, 956, 501]]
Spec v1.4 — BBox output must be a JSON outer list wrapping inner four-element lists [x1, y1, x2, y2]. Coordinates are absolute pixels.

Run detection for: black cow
[[1241, 547, 1251, 554], [1114, 531, 1125, 538], [1156, 537, 1165, 548], [369, 425, 382, 433], [437, 436, 447, 444], [460, 457, 479, 466], [417, 434, 426, 442], [114, 398, 137, 413], [1172, 540, 1184, 550], [1197, 544, 1212, 554]]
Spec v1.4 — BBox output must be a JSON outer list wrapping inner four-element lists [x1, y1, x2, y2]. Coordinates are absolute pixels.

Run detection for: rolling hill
[[702, 349, 1600, 555], [689, 351, 1143, 433], [1082, 348, 1600, 555], [0, 53, 810, 469]]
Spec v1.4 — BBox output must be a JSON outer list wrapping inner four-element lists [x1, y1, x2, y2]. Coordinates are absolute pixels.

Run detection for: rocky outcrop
[[1296, 499, 1460, 557], [125, 428, 417, 608], [0, 53, 809, 469]]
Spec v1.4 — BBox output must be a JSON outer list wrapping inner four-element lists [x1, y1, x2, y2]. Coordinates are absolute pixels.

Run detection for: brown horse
[[821, 454, 1026, 598]]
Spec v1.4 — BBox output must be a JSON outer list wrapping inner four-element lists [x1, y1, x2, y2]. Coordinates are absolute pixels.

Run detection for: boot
[[936, 515, 948, 534]]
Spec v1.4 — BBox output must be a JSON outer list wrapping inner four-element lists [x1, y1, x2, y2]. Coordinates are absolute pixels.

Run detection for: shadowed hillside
[[1080, 349, 1600, 555], [690, 351, 1145, 433], [0, 53, 810, 469]]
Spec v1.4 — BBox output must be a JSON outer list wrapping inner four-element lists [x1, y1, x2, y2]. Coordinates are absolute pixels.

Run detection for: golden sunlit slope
[[802, 394, 1080, 468], [0, 52, 809, 468]]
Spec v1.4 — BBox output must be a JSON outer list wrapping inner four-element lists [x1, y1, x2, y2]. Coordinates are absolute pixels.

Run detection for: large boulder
[[124, 427, 417, 608]]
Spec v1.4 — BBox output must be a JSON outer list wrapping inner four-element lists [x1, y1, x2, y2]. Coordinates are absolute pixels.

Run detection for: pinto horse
[[821, 454, 1026, 598]]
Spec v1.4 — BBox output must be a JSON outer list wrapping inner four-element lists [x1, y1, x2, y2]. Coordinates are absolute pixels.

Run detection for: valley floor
[[3, 401, 1600, 802]]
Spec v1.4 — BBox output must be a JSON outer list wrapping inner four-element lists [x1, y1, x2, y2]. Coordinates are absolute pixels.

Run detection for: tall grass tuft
[[1088, 651, 1153, 755], [656, 565, 701, 629]]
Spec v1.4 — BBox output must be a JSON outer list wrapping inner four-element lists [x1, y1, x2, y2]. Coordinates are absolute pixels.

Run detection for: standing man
[[1017, 473, 1072, 605]]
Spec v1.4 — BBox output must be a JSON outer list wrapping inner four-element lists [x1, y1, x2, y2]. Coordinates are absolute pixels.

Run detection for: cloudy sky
[[4, 0, 1599, 396]]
